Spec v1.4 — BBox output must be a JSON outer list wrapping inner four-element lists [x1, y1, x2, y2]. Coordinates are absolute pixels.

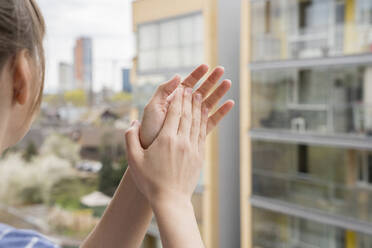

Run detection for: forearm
[[152, 195, 204, 248], [81, 169, 152, 248]]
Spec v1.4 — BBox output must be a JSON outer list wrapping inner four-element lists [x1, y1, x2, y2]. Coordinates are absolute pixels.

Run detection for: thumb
[[153, 75, 181, 103], [125, 120, 144, 167]]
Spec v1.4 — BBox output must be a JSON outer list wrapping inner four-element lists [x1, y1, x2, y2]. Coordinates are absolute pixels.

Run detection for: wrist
[[150, 192, 193, 213]]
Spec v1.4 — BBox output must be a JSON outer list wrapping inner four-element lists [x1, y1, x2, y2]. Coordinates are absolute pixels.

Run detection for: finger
[[199, 105, 209, 155], [207, 100, 235, 134], [125, 121, 144, 166], [181, 64, 209, 88], [203, 79, 231, 110], [162, 87, 184, 134], [178, 87, 193, 136], [190, 92, 202, 144], [152, 75, 181, 103], [195, 66, 225, 99]]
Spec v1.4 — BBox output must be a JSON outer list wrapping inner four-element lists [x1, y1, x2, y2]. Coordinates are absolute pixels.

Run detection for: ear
[[12, 50, 32, 106]]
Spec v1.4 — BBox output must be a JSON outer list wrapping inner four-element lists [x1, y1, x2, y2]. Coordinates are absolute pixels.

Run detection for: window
[[137, 13, 204, 72], [265, 1, 271, 33], [356, 0, 372, 25], [357, 152, 372, 186], [335, 1, 345, 25], [298, 145, 309, 174], [299, 0, 312, 29]]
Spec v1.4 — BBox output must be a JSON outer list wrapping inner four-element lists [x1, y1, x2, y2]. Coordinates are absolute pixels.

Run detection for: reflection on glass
[[251, 0, 372, 62], [252, 141, 372, 223], [251, 65, 372, 136], [253, 208, 372, 248]]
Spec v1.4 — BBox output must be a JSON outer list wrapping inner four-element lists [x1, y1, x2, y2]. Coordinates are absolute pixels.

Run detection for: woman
[[0, 0, 234, 248]]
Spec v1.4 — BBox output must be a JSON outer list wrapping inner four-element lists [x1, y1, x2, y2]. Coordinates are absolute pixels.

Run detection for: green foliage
[[50, 177, 98, 211], [0, 153, 73, 206], [110, 92, 132, 102], [43, 94, 63, 106], [41, 133, 81, 166], [19, 186, 43, 204], [98, 152, 128, 196], [23, 142, 38, 162], [64, 89, 87, 106]]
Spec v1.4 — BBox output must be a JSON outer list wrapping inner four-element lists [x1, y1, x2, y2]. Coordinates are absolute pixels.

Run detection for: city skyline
[[37, 0, 135, 94]]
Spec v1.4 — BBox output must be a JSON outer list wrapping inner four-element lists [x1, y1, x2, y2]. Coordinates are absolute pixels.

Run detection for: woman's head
[[0, 0, 45, 153]]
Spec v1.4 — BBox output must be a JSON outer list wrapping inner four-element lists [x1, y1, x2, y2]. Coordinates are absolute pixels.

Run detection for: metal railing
[[252, 103, 372, 137], [252, 169, 372, 223]]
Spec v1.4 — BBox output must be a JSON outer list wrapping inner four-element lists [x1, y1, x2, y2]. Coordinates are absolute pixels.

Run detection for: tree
[[40, 133, 81, 166], [110, 92, 132, 103], [98, 147, 128, 196], [23, 142, 38, 162], [98, 153, 116, 196], [64, 89, 87, 106]]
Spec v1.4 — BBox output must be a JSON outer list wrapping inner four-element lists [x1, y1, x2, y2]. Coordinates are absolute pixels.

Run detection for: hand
[[140, 64, 234, 149], [125, 87, 208, 205]]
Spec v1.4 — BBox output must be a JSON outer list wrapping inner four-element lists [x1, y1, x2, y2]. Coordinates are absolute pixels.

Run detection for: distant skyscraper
[[74, 37, 93, 92], [122, 68, 132, 93], [58, 62, 74, 92]]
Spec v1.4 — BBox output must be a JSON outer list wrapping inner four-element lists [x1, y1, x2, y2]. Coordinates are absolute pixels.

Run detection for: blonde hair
[[0, 0, 46, 111]]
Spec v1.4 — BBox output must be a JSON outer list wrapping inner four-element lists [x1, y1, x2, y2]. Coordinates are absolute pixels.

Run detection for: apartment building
[[132, 1, 241, 247], [241, 0, 372, 247], [74, 37, 93, 92]]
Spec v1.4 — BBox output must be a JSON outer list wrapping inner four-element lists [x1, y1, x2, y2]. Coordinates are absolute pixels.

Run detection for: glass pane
[[159, 20, 179, 47], [252, 208, 364, 248], [251, 65, 372, 135], [180, 47, 194, 67], [368, 155, 372, 183], [193, 44, 204, 65], [138, 51, 157, 71], [158, 47, 179, 68], [179, 17, 194, 45], [194, 14, 203, 43], [251, 0, 372, 61], [252, 141, 372, 222], [139, 24, 158, 50]]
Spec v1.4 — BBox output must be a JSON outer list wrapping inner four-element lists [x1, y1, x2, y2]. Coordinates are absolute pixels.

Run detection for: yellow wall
[[240, 0, 252, 248], [344, 0, 357, 54], [346, 230, 357, 248], [201, 0, 220, 247], [132, 0, 203, 29]]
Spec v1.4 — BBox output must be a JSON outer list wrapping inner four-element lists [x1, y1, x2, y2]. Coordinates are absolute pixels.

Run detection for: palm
[[140, 99, 169, 148], [139, 65, 234, 149]]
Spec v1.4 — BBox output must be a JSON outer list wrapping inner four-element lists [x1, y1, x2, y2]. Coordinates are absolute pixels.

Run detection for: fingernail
[[130, 120, 135, 126], [185, 87, 192, 95], [203, 106, 209, 114], [178, 87, 183, 94], [196, 93, 202, 102]]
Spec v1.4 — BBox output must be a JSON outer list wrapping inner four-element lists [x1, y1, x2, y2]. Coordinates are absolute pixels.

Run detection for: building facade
[[58, 62, 74, 92], [122, 68, 132, 93], [74, 37, 93, 93], [132, 0, 241, 247], [241, 0, 372, 247]]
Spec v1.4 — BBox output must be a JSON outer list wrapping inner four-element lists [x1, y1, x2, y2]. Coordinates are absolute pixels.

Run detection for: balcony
[[252, 103, 372, 137], [252, 169, 372, 224], [252, 206, 372, 248], [251, 0, 372, 62]]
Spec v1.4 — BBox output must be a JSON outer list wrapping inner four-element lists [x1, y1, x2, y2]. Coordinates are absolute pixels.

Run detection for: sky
[[37, 0, 135, 93]]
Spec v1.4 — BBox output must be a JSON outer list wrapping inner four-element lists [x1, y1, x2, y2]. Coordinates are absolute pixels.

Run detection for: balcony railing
[[252, 103, 372, 137], [252, 169, 372, 224], [251, 23, 372, 62]]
